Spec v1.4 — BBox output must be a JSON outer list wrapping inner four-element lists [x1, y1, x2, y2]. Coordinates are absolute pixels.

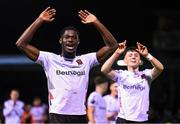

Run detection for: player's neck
[[110, 92, 117, 98], [127, 66, 139, 72], [62, 51, 76, 59], [96, 87, 104, 96]]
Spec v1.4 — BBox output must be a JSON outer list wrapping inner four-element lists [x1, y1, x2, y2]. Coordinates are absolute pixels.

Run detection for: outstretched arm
[[101, 41, 126, 79], [78, 10, 118, 63], [15, 7, 56, 61], [136, 42, 164, 79]]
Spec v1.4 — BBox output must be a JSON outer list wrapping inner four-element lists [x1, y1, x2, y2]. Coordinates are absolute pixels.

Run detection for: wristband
[[146, 53, 153, 61]]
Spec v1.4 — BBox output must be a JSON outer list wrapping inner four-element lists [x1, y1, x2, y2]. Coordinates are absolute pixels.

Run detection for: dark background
[[0, 0, 180, 122]]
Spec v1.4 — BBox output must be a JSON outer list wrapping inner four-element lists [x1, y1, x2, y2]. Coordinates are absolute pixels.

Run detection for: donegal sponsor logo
[[56, 70, 85, 76], [123, 84, 145, 91]]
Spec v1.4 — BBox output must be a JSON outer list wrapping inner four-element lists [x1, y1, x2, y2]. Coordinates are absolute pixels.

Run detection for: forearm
[[88, 112, 95, 124], [107, 112, 118, 120], [101, 51, 120, 74], [93, 20, 118, 48], [3, 107, 14, 116], [16, 18, 44, 47], [87, 106, 95, 124], [145, 53, 164, 78], [146, 53, 164, 71]]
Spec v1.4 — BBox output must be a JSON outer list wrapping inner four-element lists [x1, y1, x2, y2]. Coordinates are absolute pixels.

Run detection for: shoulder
[[79, 52, 96, 58], [17, 100, 24, 106], [89, 91, 97, 97], [103, 94, 110, 99], [4, 100, 11, 105], [40, 51, 59, 57]]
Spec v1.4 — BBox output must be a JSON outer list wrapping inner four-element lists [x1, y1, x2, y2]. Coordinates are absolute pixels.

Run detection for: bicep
[[151, 67, 162, 80], [96, 46, 116, 63], [17, 44, 39, 61], [106, 70, 116, 81], [87, 106, 95, 117]]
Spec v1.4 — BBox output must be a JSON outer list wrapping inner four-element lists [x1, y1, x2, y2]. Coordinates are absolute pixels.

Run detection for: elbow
[[158, 64, 164, 74], [15, 41, 21, 48], [160, 65, 164, 72], [101, 67, 108, 75], [15, 40, 25, 50], [109, 43, 118, 50]]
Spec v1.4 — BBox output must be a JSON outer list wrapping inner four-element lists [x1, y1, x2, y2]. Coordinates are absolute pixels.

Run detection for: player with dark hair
[[16, 7, 118, 123], [87, 76, 109, 124], [101, 41, 164, 123]]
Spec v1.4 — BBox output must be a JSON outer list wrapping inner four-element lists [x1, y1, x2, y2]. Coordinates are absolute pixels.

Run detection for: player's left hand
[[78, 10, 98, 24], [136, 42, 149, 57]]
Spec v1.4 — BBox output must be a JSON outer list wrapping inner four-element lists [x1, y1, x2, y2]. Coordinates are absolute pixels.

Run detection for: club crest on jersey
[[76, 59, 83, 65]]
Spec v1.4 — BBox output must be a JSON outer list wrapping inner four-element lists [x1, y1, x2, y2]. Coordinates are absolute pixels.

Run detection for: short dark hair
[[60, 26, 80, 38], [109, 80, 116, 86], [11, 88, 20, 93], [94, 76, 108, 86], [123, 46, 139, 57]]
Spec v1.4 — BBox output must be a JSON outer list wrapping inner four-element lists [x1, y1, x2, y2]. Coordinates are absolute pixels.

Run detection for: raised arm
[[15, 7, 56, 61], [78, 10, 118, 63], [136, 42, 164, 79], [101, 41, 126, 79]]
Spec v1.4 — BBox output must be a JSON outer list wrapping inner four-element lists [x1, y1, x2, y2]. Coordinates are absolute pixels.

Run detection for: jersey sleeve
[[87, 93, 97, 107], [83, 53, 99, 69], [35, 51, 51, 68], [143, 69, 153, 83], [112, 70, 123, 84]]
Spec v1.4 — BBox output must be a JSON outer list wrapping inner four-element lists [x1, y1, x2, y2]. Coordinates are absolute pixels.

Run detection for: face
[[60, 30, 79, 54], [110, 82, 118, 96], [33, 98, 41, 106], [100, 82, 108, 94], [10, 90, 19, 101], [124, 51, 141, 69]]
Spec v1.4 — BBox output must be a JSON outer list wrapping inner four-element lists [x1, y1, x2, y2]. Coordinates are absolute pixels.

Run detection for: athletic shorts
[[116, 117, 148, 123], [49, 113, 88, 123]]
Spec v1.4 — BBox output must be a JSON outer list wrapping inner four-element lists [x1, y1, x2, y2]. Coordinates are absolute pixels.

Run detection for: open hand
[[39, 7, 56, 22], [78, 10, 98, 24]]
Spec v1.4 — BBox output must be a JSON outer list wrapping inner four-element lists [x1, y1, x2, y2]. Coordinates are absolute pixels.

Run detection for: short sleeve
[[87, 93, 97, 107], [35, 51, 51, 68], [113, 70, 123, 83], [143, 69, 153, 83], [83, 53, 99, 69]]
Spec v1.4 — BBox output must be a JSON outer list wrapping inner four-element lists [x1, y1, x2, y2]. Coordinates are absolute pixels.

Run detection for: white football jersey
[[36, 51, 99, 115], [113, 69, 153, 122], [87, 91, 107, 124]]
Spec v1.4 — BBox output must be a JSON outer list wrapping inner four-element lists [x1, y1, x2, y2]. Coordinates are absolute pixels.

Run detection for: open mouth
[[130, 60, 137, 63], [67, 46, 74, 50]]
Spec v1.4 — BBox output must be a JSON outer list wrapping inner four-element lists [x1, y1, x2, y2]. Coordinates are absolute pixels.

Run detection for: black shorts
[[49, 113, 88, 123], [116, 117, 149, 123]]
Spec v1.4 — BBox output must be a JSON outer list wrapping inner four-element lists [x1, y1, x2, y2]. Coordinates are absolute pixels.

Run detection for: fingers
[[136, 42, 141, 50], [84, 10, 91, 15], [81, 20, 87, 24], [48, 9, 56, 14], [123, 40, 127, 44], [43, 7, 56, 15], [44, 7, 51, 12], [136, 42, 147, 54], [50, 18, 55, 21], [78, 10, 89, 19], [118, 40, 127, 49]]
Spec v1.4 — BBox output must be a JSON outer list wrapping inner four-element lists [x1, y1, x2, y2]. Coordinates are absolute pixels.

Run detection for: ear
[[59, 38, 62, 44], [140, 60, 143, 65], [77, 38, 80, 44], [124, 57, 127, 64]]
